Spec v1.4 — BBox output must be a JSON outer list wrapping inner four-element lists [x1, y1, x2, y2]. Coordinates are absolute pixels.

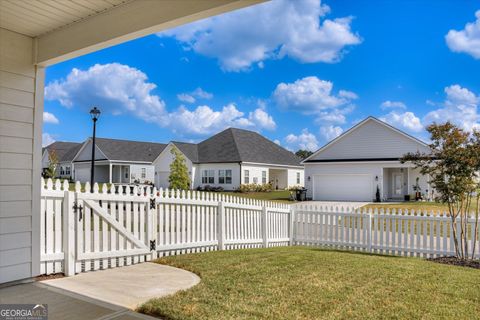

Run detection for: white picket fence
[[293, 204, 480, 259], [40, 179, 292, 276], [40, 179, 480, 277]]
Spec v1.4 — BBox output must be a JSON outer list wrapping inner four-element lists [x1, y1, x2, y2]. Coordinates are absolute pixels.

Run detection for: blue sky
[[42, 0, 480, 151]]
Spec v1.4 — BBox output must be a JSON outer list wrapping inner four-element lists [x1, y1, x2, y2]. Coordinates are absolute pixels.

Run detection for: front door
[[392, 173, 403, 197]]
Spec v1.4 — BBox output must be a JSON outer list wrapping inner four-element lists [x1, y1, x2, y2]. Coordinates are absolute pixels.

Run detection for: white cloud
[[159, 0, 361, 71], [42, 133, 55, 147], [177, 87, 214, 104], [380, 111, 424, 133], [424, 84, 480, 131], [284, 129, 319, 151], [43, 112, 59, 124], [45, 63, 275, 137], [446, 10, 480, 59], [45, 63, 168, 125], [164, 104, 276, 135], [273, 76, 357, 115], [248, 108, 276, 130], [177, 93, 195, 103], [274, 139, 281, 146], [177, 88, 213, 104], [380, 100, 407, 110], [319, 125, 343, 141]]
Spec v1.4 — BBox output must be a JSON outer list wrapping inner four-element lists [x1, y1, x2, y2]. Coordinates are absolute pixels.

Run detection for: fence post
[[289, 207, 295, 246], [147, 192, 155, 260], [366, 210, 372, 253], [262, 206, 268, 248], [63, 190, 75, 276], [218, 201, 225, 250]]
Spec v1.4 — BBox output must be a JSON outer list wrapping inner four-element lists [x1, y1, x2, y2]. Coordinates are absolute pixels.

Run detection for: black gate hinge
[[150, 240, 156, 251], [150, 198, 156, 209], [73, 201, 84, 221]]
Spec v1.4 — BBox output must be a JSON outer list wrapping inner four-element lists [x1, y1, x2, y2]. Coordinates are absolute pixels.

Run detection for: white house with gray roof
[[41, 141, 82, 180], [303, 117, 432, 201], [154, 128, 304, 190], [50, 128, 304, 190]]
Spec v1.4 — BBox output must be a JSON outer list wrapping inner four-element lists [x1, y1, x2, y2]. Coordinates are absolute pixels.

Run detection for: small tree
[[45, 149, 59, 179], [295, 149, 313, 160], [402, 122, 480, 259], [168, 146, 190, 190]]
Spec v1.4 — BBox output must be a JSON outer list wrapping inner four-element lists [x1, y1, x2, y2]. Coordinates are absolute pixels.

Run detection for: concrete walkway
[[295, 201, 369, 210], [0, 282, 155, 320], [43, 262, 200, 309], [0, 262, 199, 320]]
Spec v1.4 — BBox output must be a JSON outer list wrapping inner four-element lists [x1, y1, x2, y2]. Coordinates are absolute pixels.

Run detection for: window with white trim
[[262, 171, 267, 184], [141, 168, 146, 179], [60, 166, 65, 175], [253, 177, 258, 184], [244, 170, 249, 184], [296, 172, 301, 184], [219, 169, 232, 184], [65, 166, 71, 175], [202, 170, 215, 184]]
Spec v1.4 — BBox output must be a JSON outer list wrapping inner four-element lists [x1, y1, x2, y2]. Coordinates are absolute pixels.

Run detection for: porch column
[[109, 163, 112, 183]]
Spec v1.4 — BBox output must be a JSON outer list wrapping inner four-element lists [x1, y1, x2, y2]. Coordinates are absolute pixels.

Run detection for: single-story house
[[72, 138, 167, 185], [154, 128, 304, 190], [41, 141, 82, 180], [303, 117, 432, 202], [50, 127, 304, 190]]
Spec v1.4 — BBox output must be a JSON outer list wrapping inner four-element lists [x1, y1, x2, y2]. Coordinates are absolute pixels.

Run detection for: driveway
[[294, 201, 369, 211]]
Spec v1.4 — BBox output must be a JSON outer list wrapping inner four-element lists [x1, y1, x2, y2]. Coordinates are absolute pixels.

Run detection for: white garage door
[[313, 174, 373, 201]]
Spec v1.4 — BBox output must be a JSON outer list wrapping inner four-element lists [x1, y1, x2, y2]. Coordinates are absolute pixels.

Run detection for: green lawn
[[139, 247, 480, 320], [222, 190, 294, 203], [363, 200, 479, 214]]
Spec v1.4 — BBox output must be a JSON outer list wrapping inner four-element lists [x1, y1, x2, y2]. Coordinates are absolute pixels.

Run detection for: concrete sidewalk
[[0, 282, 155, 320], [0, 262, 200, 319], [42, 262, 200, 309]]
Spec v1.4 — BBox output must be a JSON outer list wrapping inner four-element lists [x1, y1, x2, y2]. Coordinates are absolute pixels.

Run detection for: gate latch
[[149, 240, 156, 251], [150, 198, 156, 209], [73, 201, 84, 221]]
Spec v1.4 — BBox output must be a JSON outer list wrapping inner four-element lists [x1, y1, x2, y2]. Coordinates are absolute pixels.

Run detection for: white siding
[[153, 144, 194, 188], [287, 168, 304, 187], [310, 119, 430, 160], [74, 140, 107, 161], [241, 164, 269, 185], [196, 163, 241, 190], [130, 164, 154, 184], [304, 162, 429, 201], [0, 28, 42, 283]]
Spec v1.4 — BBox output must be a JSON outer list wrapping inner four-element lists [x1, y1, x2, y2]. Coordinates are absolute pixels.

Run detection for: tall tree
[[295, 149, 313, 160], [169, 146, 190, 190], [402, 122, 480, 259]]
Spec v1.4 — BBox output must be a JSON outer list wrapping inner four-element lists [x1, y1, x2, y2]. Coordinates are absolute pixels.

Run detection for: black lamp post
[[89, 107, 101, 188]]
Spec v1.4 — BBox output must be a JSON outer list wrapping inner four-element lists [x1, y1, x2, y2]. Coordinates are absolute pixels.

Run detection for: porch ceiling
[[0, 0, 266, 66], [0, 0, 133, 37]]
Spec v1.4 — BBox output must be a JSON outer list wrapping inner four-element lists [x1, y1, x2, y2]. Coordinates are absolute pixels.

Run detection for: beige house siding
[[0, 28, 43, 283]]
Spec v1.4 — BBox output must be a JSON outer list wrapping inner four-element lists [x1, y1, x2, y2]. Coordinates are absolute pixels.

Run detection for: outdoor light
[[89, 107, 101, 189], [307, 176, 311, 182], [375, 175, 378, 181]]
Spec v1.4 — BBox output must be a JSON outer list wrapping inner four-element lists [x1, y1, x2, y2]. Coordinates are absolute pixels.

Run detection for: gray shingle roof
[[94, 138, 167, 162], [194, 128, 302, 166], [172, 142, 199, 163], [44, 142, 82, 162]]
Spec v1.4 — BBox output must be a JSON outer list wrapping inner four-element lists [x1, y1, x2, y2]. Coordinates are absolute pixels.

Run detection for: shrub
[[237, 183, 273, 193]]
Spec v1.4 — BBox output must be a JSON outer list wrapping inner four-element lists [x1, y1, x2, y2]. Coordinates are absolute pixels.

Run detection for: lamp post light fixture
[[89, 107, 101, 189]]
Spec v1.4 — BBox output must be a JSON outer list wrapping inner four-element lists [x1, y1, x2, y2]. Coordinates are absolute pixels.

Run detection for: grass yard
[[222, 190, 294, 203], [363, 200, 479, 214], [139, 247, 480, 320]]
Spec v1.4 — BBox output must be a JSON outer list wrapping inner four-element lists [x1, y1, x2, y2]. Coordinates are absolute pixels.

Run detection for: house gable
[[73, 139, 108, 162], [306, 117, 430, 162]]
